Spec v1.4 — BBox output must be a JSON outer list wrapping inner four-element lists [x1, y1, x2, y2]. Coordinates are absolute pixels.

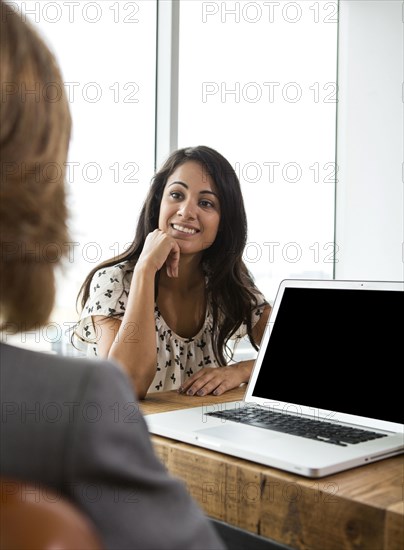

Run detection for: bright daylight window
[[8, 0, 157, 352], [6, 0, 337, 356], [177, 0, 338, 302]]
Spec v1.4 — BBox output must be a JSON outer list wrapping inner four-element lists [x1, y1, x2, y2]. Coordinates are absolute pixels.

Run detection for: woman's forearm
[[108, 263, 157, 399], [107, 231, 181, 398], [233, 359, 254, 383]]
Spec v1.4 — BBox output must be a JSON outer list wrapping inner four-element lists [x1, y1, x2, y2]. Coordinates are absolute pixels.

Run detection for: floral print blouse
[[75, 262, 267, 393]]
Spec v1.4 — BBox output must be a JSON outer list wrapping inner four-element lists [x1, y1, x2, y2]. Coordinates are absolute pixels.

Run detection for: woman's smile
[[171, 223, 200, 235], [158, 161, 221, 255]]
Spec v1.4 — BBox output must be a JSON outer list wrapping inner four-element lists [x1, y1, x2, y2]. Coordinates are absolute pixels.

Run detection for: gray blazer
[[0, 343, 225, 550]]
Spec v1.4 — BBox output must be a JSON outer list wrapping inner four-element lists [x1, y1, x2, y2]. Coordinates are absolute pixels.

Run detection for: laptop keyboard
[[205, 407, 387, 447]]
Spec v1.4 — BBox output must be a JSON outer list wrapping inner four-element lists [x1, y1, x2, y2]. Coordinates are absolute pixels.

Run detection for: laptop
[[145, 279, 404, 478]]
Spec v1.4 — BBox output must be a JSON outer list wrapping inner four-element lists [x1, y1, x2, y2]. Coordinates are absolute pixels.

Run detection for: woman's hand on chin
[[137, 229, 181, 278]]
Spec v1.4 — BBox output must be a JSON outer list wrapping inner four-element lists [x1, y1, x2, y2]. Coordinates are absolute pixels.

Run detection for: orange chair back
[[0, 477, 103, 550]]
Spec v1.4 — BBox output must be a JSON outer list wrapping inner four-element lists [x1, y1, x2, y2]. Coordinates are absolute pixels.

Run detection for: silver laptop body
[[145, 279, 404, 478]]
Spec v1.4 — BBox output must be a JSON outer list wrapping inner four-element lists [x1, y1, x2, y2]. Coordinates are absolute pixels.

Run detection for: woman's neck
[[159, 254, 205, 293]]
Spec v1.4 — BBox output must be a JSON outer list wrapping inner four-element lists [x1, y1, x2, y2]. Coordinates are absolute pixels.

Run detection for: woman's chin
[[177, 242, 203, 258]]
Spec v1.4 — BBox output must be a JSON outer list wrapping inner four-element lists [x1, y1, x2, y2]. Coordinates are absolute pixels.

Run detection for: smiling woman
[[158, 161, 221, 259], [73, 146, 271, 399]]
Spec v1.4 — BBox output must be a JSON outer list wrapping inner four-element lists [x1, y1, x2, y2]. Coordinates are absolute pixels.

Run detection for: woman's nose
[[178, 200, 196, 219]]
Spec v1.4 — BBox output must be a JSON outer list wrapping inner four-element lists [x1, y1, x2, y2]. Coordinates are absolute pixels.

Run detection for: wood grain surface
[[141, 388, 404, 550]]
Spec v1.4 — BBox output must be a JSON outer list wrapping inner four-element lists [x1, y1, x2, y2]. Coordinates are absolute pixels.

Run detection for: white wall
[[335, 0, 403, 281]]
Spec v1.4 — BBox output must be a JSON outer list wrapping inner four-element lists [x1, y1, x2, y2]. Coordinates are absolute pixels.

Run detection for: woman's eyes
[[169, 192, 215, 209], [199, 199, 214, 208]]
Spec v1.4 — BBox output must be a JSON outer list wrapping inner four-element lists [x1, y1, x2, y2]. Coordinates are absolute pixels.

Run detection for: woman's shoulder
[[90, 261, 133, 288], [84, 261, 133, 308], [251, 286, 268, 308]]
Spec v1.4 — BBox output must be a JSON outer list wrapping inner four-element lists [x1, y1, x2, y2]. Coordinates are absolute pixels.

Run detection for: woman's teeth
[[172, 224, 197, 235]]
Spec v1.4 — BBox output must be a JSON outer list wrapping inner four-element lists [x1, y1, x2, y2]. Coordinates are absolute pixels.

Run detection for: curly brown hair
[[0, 0, 71, 331]]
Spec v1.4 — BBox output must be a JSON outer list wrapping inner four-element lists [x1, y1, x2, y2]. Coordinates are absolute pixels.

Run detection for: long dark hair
[[77, 146, 266, 363]]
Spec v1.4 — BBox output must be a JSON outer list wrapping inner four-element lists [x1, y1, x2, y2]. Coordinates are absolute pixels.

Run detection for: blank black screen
[[253, 287, 403, 424]]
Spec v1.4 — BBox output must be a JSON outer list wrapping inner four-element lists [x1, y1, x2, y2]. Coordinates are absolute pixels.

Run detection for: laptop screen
[[252, 287, 403, 424]]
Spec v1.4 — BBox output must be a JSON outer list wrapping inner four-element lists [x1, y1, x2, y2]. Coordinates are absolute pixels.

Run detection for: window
[[177, 0, 338, 300], [9, 0, 157, 352], [6, 0, 338, 354]]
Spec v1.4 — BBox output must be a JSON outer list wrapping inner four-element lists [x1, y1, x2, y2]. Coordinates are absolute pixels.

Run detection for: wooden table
[[141, 388, 404, 550]]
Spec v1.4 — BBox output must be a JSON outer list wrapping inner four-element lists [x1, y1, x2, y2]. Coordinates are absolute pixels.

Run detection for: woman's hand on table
[[178, 360, 254, 397]]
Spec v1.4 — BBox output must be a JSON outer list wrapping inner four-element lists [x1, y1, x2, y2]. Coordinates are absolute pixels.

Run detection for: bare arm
[[180, 304, 272, 396], [93, 230, 180, 399], [93, 263, 157, 399]]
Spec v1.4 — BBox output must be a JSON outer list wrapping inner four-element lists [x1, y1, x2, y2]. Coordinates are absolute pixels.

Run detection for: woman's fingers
[[140, 230, 181, 275], [179, 366, 243, 397], [166, 243, 180, 278]]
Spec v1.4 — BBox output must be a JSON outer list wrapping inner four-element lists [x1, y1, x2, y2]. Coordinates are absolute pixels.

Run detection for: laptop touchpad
[[195, 424, 281, 447]]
